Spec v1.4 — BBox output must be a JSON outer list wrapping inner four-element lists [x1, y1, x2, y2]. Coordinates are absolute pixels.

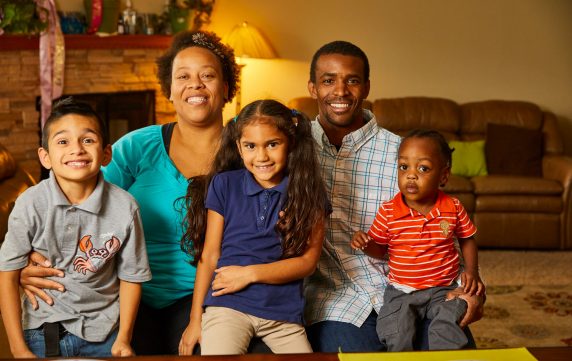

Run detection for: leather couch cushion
[[373, 97, 460, 140], [442, 175, 474, 192], [472, 175, 562, 195], [474, 212, 560, 249], [0, 145, 16, 181], [460, 100, 543, 136], [485, 123, 543, 177], [476, 195, 562, 213]]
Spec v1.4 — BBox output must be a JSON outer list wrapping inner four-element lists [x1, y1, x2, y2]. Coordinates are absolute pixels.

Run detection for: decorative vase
[[84, 0, 120, 34]]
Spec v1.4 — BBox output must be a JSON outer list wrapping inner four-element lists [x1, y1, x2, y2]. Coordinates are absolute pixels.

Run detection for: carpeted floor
[[472, 250, 572, 348]]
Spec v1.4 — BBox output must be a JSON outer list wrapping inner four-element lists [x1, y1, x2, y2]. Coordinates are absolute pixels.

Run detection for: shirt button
[[66, 225, 72, 231], [260, 216, 265, 220]]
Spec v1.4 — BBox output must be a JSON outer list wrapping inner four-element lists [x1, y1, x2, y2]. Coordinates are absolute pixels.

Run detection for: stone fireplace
[[0, 35, 176, 181]]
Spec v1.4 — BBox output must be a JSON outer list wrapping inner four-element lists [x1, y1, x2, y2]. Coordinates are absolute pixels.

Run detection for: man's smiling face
[[308, 53, 370, 131]]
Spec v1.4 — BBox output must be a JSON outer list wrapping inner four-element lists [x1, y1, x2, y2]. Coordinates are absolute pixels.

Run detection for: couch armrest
[[543, 155, 572, 248]]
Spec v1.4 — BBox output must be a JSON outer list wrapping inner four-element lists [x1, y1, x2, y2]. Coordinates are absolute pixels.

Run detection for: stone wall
[[0, 47, 175, 181]]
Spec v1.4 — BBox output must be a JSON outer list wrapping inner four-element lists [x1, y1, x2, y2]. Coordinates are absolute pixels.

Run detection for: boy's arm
[[0, 270, 35, 358], [179, 209, 223, 355], [362, 241, 388, 259], [459, 236, 484, 295], [111, 280, 141, 357], [210, 217, 325, 295]]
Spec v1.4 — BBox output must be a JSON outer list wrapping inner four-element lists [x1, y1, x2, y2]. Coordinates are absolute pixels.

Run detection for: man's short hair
[[309, 40, 370, 83]]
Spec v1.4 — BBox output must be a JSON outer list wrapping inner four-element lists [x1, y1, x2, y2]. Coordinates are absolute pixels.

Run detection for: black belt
[[43, 322, 67, 357]]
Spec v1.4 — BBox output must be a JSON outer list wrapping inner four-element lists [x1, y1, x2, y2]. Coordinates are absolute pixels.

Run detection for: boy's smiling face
[[39, 114, 111, 188]]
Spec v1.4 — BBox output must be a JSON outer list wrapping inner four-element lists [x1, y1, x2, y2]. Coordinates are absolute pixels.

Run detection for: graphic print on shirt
[[73, 235, 121, 274]]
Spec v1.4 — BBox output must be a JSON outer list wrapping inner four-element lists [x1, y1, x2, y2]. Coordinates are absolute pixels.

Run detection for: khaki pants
[[200, 306, 312, 355]]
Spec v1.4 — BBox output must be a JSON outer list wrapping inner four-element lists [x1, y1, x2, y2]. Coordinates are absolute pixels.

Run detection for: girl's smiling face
[[237, 118, 290, 189]]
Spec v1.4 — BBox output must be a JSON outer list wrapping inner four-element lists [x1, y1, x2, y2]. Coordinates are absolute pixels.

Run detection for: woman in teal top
[[19, 30, 240, 355]]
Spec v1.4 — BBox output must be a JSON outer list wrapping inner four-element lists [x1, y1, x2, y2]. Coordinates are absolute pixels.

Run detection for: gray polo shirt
[[0, 172, 151, 342]]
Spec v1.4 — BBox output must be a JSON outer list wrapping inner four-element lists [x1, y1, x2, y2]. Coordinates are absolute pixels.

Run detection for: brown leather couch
[[0, 144, 36, 243], [288, 96, 572, 249]]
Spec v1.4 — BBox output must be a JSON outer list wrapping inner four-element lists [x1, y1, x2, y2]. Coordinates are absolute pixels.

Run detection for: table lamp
[[223, 21, 278, 114]]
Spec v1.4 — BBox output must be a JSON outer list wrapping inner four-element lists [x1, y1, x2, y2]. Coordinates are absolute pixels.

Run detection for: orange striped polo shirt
[[367, 190, 477, 291]]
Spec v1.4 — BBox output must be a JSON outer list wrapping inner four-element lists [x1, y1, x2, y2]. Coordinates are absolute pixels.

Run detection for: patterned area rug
[[472, 250, 572, 348]]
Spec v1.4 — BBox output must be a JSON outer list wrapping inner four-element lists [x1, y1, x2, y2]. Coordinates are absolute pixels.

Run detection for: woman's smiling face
[[170, 46, 229, 126]]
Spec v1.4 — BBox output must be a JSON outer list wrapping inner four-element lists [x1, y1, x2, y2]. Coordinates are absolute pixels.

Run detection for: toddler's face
[[397, 137, 450, 213], [38, 114, 111, 187]]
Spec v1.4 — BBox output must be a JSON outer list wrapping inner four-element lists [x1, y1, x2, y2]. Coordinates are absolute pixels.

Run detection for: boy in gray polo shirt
[[0, 98, 151, 358]]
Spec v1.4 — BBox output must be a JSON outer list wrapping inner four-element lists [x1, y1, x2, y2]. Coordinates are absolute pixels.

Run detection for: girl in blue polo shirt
[[178, 99, 329, 355]]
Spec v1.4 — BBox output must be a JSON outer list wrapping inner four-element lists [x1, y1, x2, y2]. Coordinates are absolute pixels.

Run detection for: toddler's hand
[[461, 271, 485, 296], [351, 231, 371, 251]]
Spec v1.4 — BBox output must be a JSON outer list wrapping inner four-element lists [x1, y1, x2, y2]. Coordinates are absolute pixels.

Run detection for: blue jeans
[[306, 311, 476, 352], [24, 327, 118, 357]]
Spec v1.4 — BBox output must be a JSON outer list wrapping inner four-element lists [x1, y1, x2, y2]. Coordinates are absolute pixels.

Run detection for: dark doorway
[[37, 90, 156, 179]]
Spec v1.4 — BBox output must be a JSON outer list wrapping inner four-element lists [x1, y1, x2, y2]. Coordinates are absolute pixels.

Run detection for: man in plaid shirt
[[303, 40, 484, 352]]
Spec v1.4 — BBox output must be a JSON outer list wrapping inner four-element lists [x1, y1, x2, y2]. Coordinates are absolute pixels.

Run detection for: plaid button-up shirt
[[305, 109, 401, 327]]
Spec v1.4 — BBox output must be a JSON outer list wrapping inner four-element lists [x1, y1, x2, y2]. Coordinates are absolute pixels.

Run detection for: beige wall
[[56, 0, 572, 154]]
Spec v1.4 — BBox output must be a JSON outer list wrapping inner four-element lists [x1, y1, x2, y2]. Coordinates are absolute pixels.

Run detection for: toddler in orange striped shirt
[[352, 129, 484, 351]]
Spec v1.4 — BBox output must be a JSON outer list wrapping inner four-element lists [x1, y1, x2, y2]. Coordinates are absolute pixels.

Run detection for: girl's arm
[[179, 210, 223, 356], [0, 270, 36, 358], [459, 236, 485, 296], [211, 217, 325, 296], [111, 280, 141, 357]]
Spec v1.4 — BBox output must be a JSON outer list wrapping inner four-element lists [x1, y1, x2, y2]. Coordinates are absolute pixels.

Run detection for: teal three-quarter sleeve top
[[102, 125, 196, 309]]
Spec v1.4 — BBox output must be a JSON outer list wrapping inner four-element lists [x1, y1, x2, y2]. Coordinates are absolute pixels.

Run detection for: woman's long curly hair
[[181, 99, 328, 265]]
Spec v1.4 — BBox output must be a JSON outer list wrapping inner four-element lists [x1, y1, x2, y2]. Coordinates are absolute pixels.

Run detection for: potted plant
[[164, 0, 214, 35], [0, 0, 48, 35]]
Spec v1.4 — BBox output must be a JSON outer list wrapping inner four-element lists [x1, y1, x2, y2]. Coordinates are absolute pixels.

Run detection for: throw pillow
[[448, 140, 488, 178], [485, 123, 543, 177]]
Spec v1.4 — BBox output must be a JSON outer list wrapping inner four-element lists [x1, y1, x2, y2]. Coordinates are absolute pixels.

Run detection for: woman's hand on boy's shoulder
[[20, 251, 65, 309]]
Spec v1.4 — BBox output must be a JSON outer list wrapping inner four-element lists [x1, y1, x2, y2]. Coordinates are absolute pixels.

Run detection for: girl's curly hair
[[156, 30, 239, 103]]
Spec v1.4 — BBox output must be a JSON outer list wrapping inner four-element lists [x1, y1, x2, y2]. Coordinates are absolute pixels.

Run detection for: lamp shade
[[223, 22, 277, 59]]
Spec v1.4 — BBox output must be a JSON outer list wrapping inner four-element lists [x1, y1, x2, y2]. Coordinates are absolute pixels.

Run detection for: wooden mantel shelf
[[0, 34, 173, 51]]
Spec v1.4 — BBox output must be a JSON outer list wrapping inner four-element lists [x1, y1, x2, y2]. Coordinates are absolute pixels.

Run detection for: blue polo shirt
[[204, 169, 304, 324]]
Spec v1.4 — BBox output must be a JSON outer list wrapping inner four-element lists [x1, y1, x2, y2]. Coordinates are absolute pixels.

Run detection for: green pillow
[[448, 140, 488, 177]]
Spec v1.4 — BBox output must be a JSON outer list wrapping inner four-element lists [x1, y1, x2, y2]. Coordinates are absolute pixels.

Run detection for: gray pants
[[377, 284, 468, 351]]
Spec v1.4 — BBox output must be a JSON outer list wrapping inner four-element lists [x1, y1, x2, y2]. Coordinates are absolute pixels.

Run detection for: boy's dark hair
[[182, 99, 329, 265], [156, 30, 239, 103], [310, 40, 370, 83], [42, 97, 108, 150], [401, 129, 454, 168]]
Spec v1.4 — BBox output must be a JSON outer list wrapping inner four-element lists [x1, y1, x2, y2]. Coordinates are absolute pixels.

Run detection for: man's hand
[[446, 287, 485, 328], [19, 252, 65, 309]]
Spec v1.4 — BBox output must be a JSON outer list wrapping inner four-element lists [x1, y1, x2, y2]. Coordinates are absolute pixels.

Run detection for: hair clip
[[291, 109, 300, 117], [232, 115, 238, 123]]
